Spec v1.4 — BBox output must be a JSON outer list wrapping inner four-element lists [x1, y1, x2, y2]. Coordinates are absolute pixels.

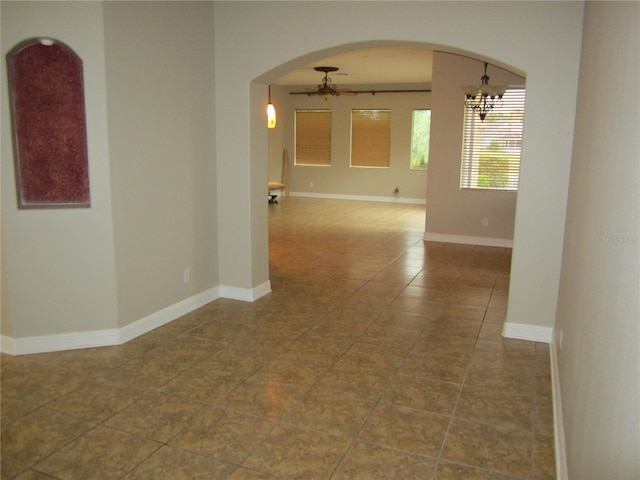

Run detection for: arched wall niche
[[7, 37, 90, 209]]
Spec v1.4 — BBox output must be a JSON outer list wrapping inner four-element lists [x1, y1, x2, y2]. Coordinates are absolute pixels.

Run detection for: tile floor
[[1, 197, 556, 479]]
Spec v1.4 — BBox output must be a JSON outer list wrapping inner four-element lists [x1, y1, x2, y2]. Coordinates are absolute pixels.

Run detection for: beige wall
[[103, 1, 217, 327], [273, 83, 429, 201], [1, 249, 12, 337], [426, 53, 524, 242], [555, 2, 640, 477], [1, 1, 217, 343], [1, 1, 119, 336]]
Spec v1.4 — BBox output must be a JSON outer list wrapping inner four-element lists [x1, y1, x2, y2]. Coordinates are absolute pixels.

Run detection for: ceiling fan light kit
[[462, 62, 508, 121], [314, 66, 356, 99]]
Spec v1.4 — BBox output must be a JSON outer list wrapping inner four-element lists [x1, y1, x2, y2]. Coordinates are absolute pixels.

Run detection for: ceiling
[[274, 47, 433, 87]]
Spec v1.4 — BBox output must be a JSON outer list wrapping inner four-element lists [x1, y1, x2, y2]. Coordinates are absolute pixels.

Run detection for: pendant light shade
[[267, 85, 276, 129]]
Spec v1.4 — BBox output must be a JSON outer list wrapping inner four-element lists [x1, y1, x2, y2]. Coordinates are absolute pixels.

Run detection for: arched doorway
[[253, 42, 524, 297], [214, 2, 583, 341]]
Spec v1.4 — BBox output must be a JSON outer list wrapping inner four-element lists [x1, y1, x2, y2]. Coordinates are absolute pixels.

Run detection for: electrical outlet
[[558, 329, 564, 349], [309, 181, 314, 188], [482, 218, 489, 227], [183, 268, 190, 283]]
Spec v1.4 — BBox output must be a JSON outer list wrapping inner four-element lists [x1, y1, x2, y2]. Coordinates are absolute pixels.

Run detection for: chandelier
[[462, 62, 507, 121], [317, 69, 337, 99]]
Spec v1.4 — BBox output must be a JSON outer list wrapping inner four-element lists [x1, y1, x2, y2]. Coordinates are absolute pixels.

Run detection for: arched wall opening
[[250, 40, 525, 321], [213, 1, 583, 339]]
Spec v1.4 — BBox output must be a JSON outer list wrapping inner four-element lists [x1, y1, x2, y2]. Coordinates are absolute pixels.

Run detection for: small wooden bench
[[268, 181, 286, 204]]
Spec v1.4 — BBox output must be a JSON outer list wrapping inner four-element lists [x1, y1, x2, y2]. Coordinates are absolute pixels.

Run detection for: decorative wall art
[[7, 38, 90, 208]]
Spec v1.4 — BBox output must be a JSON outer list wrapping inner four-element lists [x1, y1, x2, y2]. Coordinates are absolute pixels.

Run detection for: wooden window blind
[[295, 110, 332, 166], [460, 88, 526, 191], [350, 109, 391, 168]]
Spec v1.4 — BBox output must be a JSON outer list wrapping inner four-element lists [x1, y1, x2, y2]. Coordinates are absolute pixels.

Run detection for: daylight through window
[[411, 109, 431, 170], [460, 88, 525, 191]]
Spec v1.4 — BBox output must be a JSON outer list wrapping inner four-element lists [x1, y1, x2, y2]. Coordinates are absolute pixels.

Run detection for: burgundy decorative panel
[[7, 38, 90, 208]]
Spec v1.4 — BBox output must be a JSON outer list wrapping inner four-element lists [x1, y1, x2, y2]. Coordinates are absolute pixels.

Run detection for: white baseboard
[[550, 335, 569, 480], [424, 232, 513, 248], [502, 322, 553, 343], [119, 286, 220, 343], [504, 323, 567, 478], [219, 280, 271, 302], [1, 282, 271, 356], [289, 191, 426, 205], [1, 329, 120, 356]]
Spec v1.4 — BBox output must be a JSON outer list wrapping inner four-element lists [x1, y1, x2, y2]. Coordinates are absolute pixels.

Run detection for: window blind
[[460, 88, 526, 191], [351, 109, 391, 168], [295, 110, 332, 166]]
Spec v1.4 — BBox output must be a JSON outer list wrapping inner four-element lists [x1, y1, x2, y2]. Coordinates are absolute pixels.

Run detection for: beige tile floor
[[1, 197, 556, 479]]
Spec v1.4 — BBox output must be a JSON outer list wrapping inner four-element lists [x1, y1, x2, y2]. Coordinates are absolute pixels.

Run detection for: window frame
[[410, 109, 431, 171], [294, 109, 332, 167], [350, 109, 392, 169], [460, 87, 526, 191]]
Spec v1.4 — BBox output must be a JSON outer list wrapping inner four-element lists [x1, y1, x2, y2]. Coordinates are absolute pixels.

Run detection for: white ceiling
[[274, 47, 433, 87]]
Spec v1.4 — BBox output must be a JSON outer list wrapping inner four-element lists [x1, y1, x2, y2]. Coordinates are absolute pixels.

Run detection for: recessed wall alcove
[[7, 37, 90, 208]]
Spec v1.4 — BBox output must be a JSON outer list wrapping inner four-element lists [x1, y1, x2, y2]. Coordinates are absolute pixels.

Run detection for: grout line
[[429, 279, 497, 479], [430, 311, 483, 480], [3, 200, 547, 479], [231, 296, 384, 475], [328, 307, 425, 479]]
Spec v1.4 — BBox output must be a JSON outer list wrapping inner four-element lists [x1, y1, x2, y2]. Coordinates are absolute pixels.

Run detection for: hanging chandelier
[[462, 62, 507, 121]]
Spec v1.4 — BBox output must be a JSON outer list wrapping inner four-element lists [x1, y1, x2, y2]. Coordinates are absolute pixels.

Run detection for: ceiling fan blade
[[336, 89, 357, 96]]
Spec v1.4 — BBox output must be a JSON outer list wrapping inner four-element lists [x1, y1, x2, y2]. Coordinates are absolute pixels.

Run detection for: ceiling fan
[[290, 66, 357, 99], [289, 65, 431, 98]]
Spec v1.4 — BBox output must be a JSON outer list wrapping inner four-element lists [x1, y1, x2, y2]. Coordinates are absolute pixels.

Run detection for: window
[[410, 109, 431, 170], [460, 88, 526, 191], [295, 110, 331, 166], [350, 109, 391, 168]]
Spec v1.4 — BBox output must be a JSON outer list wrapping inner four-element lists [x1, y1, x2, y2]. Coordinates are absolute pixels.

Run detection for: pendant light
[[462, 63, 507, 121], [267, 85, 276, 129]]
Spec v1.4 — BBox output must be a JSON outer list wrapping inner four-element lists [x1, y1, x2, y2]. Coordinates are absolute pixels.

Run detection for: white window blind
[[460, 88, 526, 191], [351, 109, 391, 168], [295, 110, 332, 166]]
